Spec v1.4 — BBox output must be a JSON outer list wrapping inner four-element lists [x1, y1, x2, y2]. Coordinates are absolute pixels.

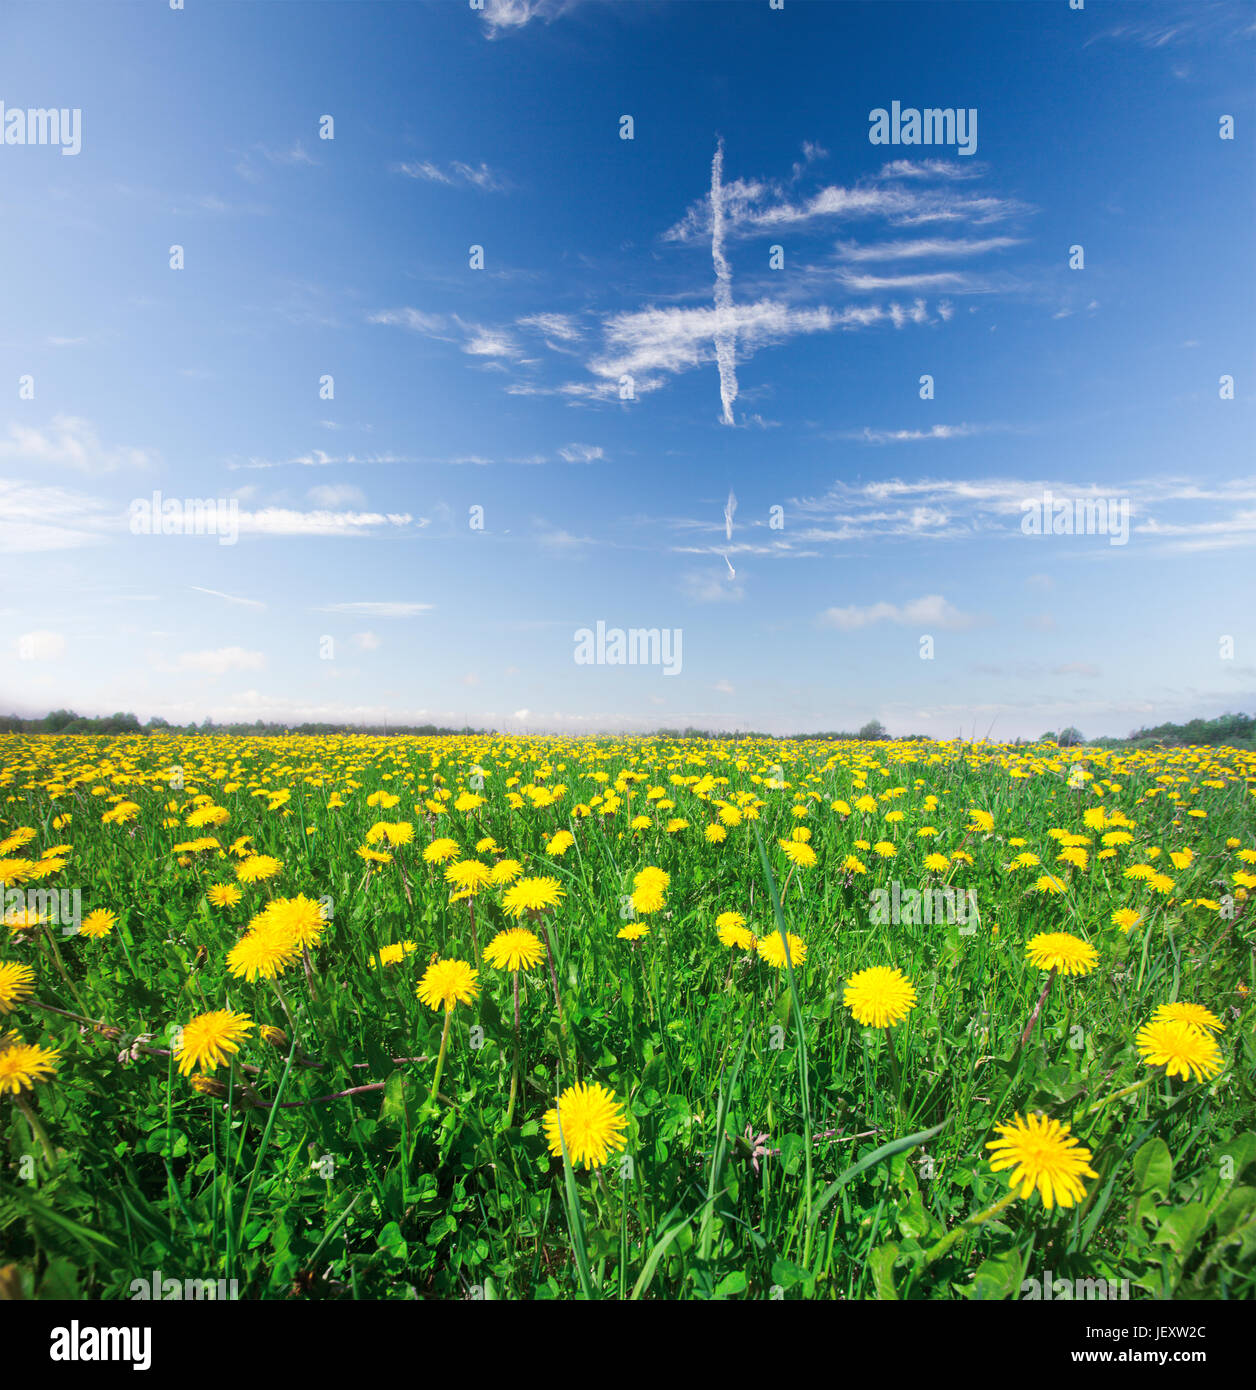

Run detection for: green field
[[1, 732, 1253, 1300]]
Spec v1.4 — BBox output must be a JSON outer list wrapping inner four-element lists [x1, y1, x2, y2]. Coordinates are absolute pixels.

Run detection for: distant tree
[[1039, 731, 1057, 743], [858, 719, 888, 741], [1058, 726, 1085, 747]]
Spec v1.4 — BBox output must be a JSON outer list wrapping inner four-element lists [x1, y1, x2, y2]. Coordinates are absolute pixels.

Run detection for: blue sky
[[1, 0, 1253, 738]]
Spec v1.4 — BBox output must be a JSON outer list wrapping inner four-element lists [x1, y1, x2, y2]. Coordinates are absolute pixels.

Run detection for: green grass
[[0, 731, 1253, 1300]]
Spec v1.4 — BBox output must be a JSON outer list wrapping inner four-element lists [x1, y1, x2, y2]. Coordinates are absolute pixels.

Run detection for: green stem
[[430, 1008, 453, 1101], [16, 1094, 56, 1169], [924, 1188, 1018, 1265]]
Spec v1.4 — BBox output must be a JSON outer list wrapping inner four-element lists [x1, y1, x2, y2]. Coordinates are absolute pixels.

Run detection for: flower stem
[[924, 1188, 1018, 1265], [15, 1094, 56, 1169], [430, 1008, 453, 1101], [1084, 1073, 1156, 1115], [1019, 970, 1055, 1049]]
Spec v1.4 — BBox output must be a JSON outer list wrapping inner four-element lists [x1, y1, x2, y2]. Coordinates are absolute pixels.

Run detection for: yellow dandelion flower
[[543, 1081, 628, 1169], [235, 854, 282, 885], [484, 927, 545, 973], [1151, 1001, 1224, 1035], [78, 909, 117, 939], [986, 1113, 1097, 1210], [0, 1033, 62, 1093], [778, 840, 817, 869], [416, 957, 480, 1012], [490, 858, 523, 886], [0, 961, 37, 1015], [175, 1010, 254, 1077], [1135, 1018, 1224, 1083], [758, 931, 807, 968], [1025, 932, 1099, 976], [843, 966, 917, 1028], [1112, 908, 1141, 933]]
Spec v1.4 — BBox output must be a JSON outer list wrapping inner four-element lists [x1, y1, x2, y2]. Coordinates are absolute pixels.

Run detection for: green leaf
[[970, 1247, 1026, 1301]]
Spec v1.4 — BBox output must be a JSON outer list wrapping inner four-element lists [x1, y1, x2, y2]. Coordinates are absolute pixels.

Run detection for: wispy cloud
[[557, 442, 604, 463], [175, 646, 266, 676], [189, 585, 266, 610], [476, 0, 578, 38], [0, 416, 155, 473], [711, 139, 739, 425], [394, 159, 508, 192], [234, 508, 421, 537], [820, 595, 977, 632], [313, 601, 434, 618]]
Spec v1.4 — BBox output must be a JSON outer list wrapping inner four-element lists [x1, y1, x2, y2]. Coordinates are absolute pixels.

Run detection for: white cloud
[[176, 646, 265, 676], [820, 595, 976, 632], [315, 601, 433, 618], [477, 0, 575, 38], [308, 483, 367, 507], [189, 585, 265, 609], [234, 508, 418, 537], [710, 139, 739, 426], [0, 415, 155, 473], [0, 479, 115, 550], [367, 308, 450, 337], [16, 630, 66, 661], [394, 159, 508, 192], [518, 312, 583, 342], [557, 442, 604, 463], [835, 235, 1021, 262], [848, 423, 984, 444]]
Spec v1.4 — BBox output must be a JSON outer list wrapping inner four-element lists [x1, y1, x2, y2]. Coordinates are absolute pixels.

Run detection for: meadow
[[0, 732, 1253, 1300]]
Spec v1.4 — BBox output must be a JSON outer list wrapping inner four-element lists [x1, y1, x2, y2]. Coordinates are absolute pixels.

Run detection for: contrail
[[722, 488, 738, 577], [711, 138, 738, 426]]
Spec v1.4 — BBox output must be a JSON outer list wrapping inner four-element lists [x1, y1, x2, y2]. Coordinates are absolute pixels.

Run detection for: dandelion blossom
[[416, 958, 480, 1013], [236, 854, 282, 885], [543, 1081, 628, 1169], [226, 922, 302, 982], [1136, 1018, 1224, 1083], [0, 1033, 61, 1093], [501, 876, 565, 919], [484, 927, 545, 973], [78, 909, 117, 939], [778, 840, 817, 869], [844, 966, 917, 1029], [986, 1113, 1097, 1210], [1150, 1001, 1225, 1035], [0, 961, 36, 1015], [1025, 932, 1098, 977], [757, 931, 807, 968], [175, 1010, 254, 1077]]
